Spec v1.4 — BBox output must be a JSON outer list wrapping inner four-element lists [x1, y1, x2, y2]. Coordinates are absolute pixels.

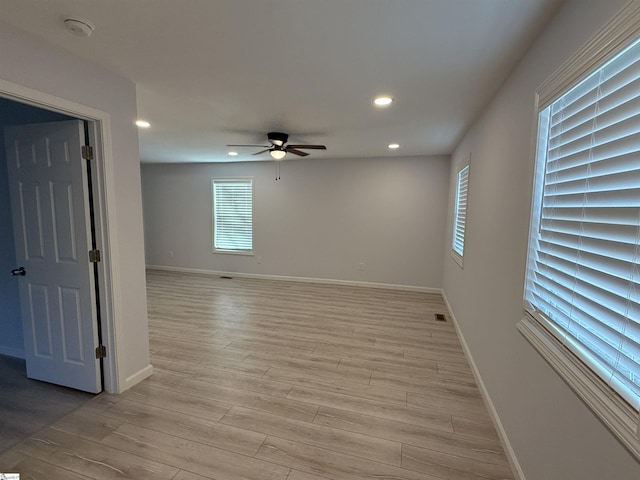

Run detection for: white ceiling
[[0, 0, 563, 163]]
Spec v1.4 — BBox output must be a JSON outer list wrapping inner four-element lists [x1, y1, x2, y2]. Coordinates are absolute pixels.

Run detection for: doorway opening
[[0, 91, 118, 394]]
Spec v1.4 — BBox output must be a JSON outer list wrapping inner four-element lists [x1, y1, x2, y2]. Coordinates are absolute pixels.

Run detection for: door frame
[[0, 78, 124, 393]]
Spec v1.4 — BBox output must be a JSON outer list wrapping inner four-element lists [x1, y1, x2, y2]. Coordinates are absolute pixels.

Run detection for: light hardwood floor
[[0, 270, 514, 479], [0, 355, 94, 453]]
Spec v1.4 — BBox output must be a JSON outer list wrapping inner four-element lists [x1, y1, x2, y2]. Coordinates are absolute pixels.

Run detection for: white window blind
[[212, 178, 253, 252], [453, 165, 469, 258], [525, 37, 640, 410]]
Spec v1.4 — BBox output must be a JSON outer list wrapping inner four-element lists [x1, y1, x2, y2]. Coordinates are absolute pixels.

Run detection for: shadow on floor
[[0, 354, 95, 453]]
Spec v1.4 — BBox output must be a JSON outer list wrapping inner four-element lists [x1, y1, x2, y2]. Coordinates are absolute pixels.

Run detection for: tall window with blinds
[[452, 165, 469, 262], [524, 38, 640, 411], [212, 178, 253, 253]]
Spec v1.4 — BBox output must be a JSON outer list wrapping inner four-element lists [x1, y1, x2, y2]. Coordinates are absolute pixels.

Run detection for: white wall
[[0, 22, 150, 388], [142, 155, 449, 289], [443, 1, 640, 479]]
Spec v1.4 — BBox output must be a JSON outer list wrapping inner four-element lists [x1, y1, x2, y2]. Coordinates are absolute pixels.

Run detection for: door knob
[[11, 267, 26, 276]]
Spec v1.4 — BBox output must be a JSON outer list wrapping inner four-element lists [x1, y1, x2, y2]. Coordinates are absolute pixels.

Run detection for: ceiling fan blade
[[286, 148, 310, 157], [252, 149, 271, 155], [287, 144, 327, 150], [227, 144, 270, 147]]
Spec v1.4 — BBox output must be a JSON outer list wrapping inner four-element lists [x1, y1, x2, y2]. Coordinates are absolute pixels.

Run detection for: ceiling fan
[[227, 132, 327, 160]]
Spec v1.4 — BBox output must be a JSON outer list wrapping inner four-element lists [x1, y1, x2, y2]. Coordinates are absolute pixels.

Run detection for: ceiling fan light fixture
[[270, 149, 286, 160]]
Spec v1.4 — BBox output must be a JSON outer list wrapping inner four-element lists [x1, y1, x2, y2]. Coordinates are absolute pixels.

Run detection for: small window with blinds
[[521, 15, 640, 457], [212, 178, 253, 253], [452, 165, 469, 263]]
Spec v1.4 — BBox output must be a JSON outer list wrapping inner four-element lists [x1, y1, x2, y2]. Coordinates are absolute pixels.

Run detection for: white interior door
[[5, 120, 101, 393]]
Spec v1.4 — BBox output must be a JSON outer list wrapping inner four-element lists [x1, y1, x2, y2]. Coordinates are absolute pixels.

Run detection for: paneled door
[[5, 120, 101, 393]]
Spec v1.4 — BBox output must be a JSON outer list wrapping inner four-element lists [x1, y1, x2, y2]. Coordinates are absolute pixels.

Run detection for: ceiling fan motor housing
[[268, 131, 288, 146]]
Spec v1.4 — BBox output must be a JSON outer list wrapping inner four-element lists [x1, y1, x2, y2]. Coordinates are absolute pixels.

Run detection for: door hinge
[[89, 249, 101, 263], [95, 345, 107, 359], [82, 145, 94, 160]]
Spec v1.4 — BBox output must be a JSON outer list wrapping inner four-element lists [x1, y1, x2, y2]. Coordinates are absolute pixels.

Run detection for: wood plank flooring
[[0, 270, 514, 479], [0, 355, 94, 453]]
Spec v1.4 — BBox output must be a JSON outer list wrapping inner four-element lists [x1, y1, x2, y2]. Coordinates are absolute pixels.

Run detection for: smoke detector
[[64, 18, 95, 37]]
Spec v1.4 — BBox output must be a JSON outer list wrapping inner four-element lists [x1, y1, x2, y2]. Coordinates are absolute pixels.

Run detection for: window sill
[[517, 314, 640, 460], [212, 249, 254, 256]]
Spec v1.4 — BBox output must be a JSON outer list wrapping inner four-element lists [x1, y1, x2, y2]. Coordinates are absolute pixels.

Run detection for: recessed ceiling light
[[228, 151, 238, 156], [374, 96, 393, 107], [135, 120, 151, 128], [388, 143, 400, 149]]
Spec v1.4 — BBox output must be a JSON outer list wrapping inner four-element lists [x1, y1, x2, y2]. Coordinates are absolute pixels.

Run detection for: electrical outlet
[[257, 256, 262, 264], [169, 250, 174, 258], [358, 262, 365, 271]]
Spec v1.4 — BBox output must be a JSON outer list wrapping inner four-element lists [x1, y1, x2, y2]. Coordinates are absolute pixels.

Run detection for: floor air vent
[[435, 313, 447, 322]]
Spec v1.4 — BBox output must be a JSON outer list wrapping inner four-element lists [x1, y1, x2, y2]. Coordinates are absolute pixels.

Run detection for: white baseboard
[[0, 345, 25, 359], [146, 264, 439, 293], [441, 292, 526, 480], [123, 364, 154, 391]]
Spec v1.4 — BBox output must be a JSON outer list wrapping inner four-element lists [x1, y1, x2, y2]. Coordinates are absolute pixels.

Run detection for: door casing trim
[[0, 77, 124, 393]]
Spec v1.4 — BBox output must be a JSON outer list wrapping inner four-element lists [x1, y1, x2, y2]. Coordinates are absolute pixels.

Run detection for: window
[[519, 1, 640, 459], [452, 165, 469, 264], [212, 178, 253, 253]]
